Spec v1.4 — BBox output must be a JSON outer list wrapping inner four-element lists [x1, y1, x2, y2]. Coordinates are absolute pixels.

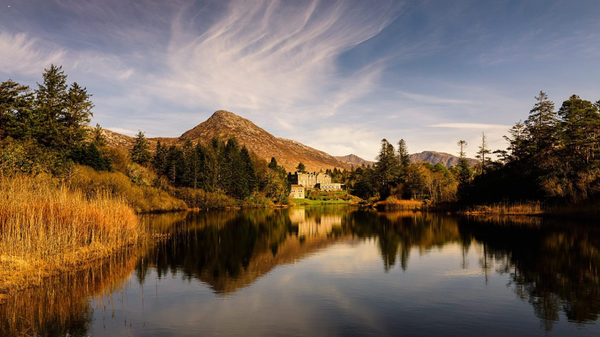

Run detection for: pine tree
[[296, 162, 306, 173], [241, 146, 257, 196], [131, 131, 152, 165], [92, 123, 106, 147], [457, 140, 472, 183], [34, 65, 68, 148], [397, 139, 410, 170], [475, 132, 491, 174], [63, 82, 93, 148], [268, 157, 278, 170], [375, 139, 400, 199], [0, 80, 32, 140]]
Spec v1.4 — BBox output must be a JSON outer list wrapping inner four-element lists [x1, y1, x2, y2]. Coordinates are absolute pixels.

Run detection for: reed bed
[[0, 175, 140, 298], [0, 252, 138, 336], [461, 201, 543, 215], [376, 197, 423, 211]]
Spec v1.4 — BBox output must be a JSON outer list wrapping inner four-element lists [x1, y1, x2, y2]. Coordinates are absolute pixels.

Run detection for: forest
[[324, 91, 600, 215], [0, 65, 290, 210]]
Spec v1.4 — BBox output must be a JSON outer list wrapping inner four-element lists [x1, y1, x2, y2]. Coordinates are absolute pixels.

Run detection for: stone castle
[[288, 172, 342, 199]]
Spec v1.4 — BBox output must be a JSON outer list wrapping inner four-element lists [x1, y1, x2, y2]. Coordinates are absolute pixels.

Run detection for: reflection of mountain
[[138, 208, 349, 295], [136, 208, 600, 330]]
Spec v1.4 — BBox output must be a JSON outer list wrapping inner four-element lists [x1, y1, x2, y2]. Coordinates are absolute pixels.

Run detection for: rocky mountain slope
[[180, 110, 351, 172], [335, 154, 375, 167], [102, 110, 351, 172], [410, 151, 478, 168], [337, 151, 479, 169]]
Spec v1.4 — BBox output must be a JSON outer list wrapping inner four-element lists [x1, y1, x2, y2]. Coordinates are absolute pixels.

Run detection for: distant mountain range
[[410, 151, 479, 168], [101, 110, 477, 171]]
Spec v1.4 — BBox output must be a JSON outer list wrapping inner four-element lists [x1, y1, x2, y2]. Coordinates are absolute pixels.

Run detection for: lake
[[2, 206, 600, 336]]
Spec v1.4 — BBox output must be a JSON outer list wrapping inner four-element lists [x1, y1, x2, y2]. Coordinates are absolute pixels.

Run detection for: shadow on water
[[2, 206, 600, 334]]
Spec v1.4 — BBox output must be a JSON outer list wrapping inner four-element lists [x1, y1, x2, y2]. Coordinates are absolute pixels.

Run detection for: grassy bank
[[291, 198, 350, 205], [0, 175, 141, 299], [70, 165, 187, 213]]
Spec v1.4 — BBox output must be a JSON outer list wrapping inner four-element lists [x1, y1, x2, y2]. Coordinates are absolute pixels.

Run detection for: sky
[[1, 0, 600, 160]]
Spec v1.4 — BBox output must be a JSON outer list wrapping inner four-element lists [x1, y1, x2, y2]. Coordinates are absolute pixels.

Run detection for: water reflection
[[0, 252, 138, 336], [2, 207, 600, 335], [459, 217, 600, 330]]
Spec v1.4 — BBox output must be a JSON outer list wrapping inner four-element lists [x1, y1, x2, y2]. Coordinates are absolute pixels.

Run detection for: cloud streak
[[153, 0, 402, 120], [0, 32, 65, 76]]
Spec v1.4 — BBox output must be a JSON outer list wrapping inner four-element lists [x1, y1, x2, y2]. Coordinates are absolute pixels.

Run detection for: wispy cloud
[[429, 123, 511, 130], [151, 0, 402, 120], [398, 91, 475, 105], [0, 32, 65, 76]]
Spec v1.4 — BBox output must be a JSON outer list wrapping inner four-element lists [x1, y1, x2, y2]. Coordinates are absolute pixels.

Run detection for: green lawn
[[291, 198, 349, 205]]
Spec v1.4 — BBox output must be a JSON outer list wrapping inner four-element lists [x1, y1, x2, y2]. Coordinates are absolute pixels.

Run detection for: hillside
[[102, 110, 351, 172], [335, 154, 374, 167], [180, 111, 351, 172], [410, 151, 478, 167]]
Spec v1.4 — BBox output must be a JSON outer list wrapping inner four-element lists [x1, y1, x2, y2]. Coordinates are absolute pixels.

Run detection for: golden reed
[[0, 175, 140, 299]]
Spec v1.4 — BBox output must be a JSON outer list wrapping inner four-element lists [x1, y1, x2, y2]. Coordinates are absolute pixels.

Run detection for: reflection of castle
[[289, 208, 342, 237]]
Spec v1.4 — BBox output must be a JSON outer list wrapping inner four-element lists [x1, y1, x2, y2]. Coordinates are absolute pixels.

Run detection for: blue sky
[[1, 0, 599, 160]]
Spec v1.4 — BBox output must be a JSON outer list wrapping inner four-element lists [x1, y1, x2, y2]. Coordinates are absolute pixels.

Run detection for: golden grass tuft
[[0, 175, 140, 297], [376, 197, 423, 211], [462, 201, 543, 215]]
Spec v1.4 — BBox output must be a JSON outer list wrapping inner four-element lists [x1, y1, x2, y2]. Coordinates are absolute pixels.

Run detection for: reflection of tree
[[342, 211, 462, 272], [137, 207, 600, 331], [0, 252, 138, 336], [137, 209, 295, 293], [460, 218, 600, 331]]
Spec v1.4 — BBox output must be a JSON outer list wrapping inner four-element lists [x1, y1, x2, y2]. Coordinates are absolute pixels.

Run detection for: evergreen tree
[[69, 143, 111, 171], [296, 162, 306, 173], [0, 80, 32, 140], [475, 132, 491, 174], [92, 123, 106, 147], [131, 131, 152, 165], [457, 140, 472, 183], [525, 91, 558, 157], [375, 139, 400, 199], [397, 139, 410, 169], [62, 82, 93, 148], [558, 95, 600, 168], [152, 141, 168, 174], [241, 146, 257, 196], [268, 157, 278, 170], [34, 65, 69, 149]]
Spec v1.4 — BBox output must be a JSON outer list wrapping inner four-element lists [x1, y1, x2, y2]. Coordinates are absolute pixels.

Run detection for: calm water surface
[[2, 206, 600, 336]]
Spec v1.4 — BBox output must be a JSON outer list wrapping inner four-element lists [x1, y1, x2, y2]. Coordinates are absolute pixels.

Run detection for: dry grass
[[0, 175, 141, 298], [376, 197, 423, 211], [69, 165, 187, 213], [462, 201, 543, 215], [0, 252, 138, 336]]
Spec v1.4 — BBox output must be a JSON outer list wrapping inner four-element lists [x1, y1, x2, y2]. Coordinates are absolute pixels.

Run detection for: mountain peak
[[209, 110, 240, 120], [178, 110, 351, 172]]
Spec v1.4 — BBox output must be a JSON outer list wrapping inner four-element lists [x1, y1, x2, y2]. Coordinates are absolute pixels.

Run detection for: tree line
[[0, 65, 290, 205], [0, 65, 113, 174], [462, 92, 600, 204], [129, 132, 290, 203]]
